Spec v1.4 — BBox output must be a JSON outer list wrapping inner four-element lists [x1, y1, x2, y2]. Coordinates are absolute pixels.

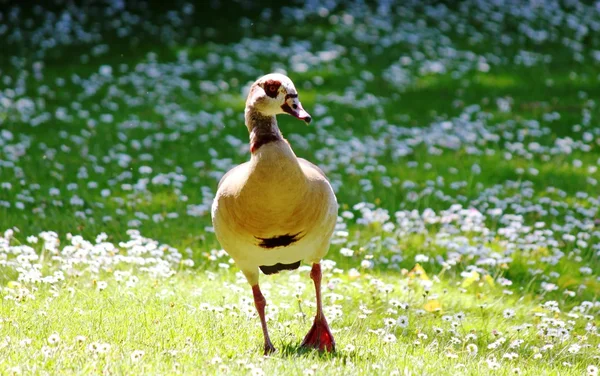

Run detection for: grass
[[0, 0, 599, 375], [1, 269, 593, 375]]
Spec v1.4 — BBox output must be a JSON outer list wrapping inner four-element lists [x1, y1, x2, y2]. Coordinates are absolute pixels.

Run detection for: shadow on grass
[[276, 341, 366, 362]]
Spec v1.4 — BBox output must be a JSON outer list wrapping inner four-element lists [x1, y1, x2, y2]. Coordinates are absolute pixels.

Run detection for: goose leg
[[300, 263, 335, 351], [252, 284, 276, 355]]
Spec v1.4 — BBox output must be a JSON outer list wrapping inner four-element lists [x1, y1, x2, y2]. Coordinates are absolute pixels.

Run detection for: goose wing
[[298, 158, 328, 180], [217, 162, 250, 190]]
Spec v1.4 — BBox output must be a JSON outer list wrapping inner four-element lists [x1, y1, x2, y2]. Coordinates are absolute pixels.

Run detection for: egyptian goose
[[211, 73, 338, 354]]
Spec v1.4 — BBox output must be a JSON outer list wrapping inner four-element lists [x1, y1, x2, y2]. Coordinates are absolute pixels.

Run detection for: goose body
[[211, 73, 337, 354], [212, 144, 337, 283]]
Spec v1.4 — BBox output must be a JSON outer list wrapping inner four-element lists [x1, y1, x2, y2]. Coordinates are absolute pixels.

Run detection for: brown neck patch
[[250, 132, 282, 153], [246, 107, 283, 153]]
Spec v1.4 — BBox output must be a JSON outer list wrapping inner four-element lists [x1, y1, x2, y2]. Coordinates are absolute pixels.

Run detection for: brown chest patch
[[255, 232, 303, 249]]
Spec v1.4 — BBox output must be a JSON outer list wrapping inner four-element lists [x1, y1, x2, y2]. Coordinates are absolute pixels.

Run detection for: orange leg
[[300, 263, 335, 351], [252, 284, 276, 355]]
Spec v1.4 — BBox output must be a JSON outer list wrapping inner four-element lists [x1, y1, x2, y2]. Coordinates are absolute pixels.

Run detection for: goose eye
[[263, 80, 281, 98]]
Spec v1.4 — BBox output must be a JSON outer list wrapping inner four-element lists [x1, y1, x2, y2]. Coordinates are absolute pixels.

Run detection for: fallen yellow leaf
[[7, 281, 21, 289], [424, 300, 442, 313], [461, 271, 480, 288], [408, 263, 430, 281]]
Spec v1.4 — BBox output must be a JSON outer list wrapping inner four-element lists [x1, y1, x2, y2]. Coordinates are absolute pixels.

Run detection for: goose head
[[245, 73, 312, 124]]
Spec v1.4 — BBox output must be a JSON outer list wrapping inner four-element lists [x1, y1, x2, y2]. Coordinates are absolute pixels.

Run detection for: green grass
[[1, 265, 597, 375], [1, 1, 600, 375]]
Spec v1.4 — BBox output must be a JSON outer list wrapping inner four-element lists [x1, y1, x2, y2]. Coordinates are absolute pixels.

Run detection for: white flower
[[47, 333, 60, 345], [97, 343, 111, 354], [382, 334, 397, 343], [41, 345, 53, 357], [503, 352, 518, 360], [466, 343, 478, 355], [88, 342, 111, 354], [396, 315, 409, 328], [75, 335, 86, 344], [415, 254, 429, 262], [383, 318, 396, 327], [588, 365, 599, 376], [131, 350, 145, 362], [340, 247, 354, 257], [486, 360, 500, 370]]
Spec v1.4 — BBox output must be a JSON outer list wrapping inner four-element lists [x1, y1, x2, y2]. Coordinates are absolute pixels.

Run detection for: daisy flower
[[47, 333, 60, 346], [396, 315, 409, 328]]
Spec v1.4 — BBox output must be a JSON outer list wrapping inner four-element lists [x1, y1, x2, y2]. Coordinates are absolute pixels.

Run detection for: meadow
[[0, 0, 599, 375]]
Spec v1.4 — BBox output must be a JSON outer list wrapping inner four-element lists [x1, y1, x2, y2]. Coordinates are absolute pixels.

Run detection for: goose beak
[[281, 96, 312, 124]]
